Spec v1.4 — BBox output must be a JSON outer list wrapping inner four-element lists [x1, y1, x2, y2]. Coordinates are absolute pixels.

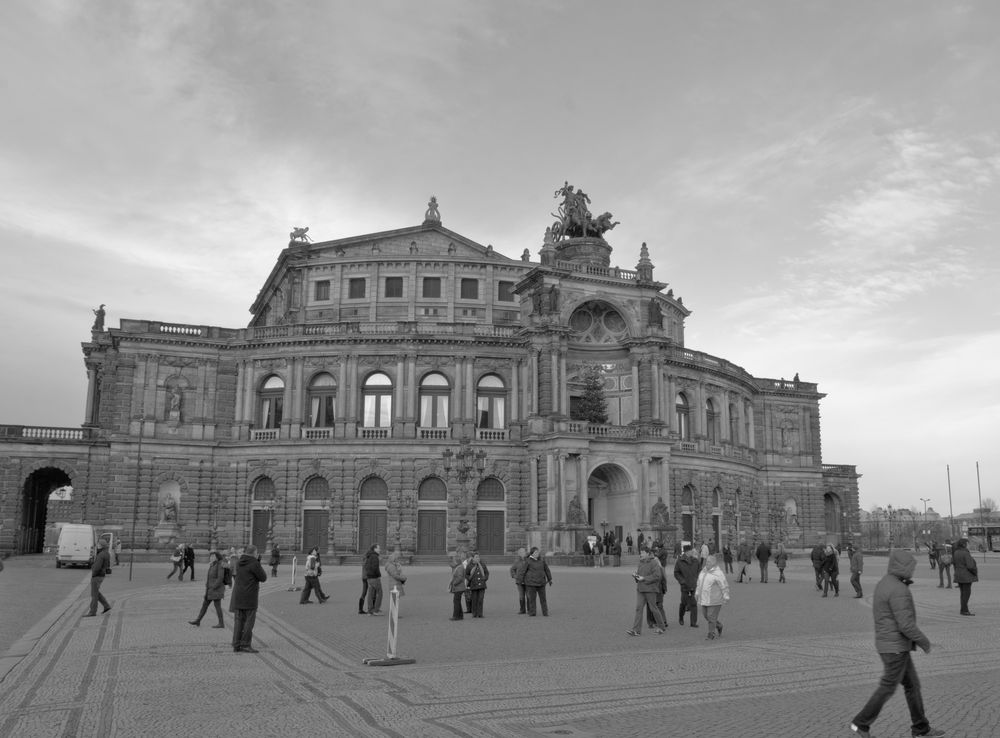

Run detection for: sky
[[1, 1, 997, 517]]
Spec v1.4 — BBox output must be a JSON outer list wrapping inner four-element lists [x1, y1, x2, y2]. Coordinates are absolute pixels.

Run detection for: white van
[[56, 524, 97, 568]]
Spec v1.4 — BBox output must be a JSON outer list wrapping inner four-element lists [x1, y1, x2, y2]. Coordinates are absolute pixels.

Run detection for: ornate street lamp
[[747, 495, 760, 542], [442, 438, 487, 551]]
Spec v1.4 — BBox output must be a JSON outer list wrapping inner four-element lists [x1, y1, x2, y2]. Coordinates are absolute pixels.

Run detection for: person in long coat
[[189, 550, 226, 627], [384, 550, 407, 597], [465, 552, 489, 617], [952, 538, 979, 616], [448, 555, 468, 620], [510, 548, 527, 614], [821, 544, 840, 597], [231, 544, 267, 653]]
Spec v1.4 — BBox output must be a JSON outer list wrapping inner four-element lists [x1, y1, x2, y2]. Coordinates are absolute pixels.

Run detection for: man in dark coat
[[849, 550, 944, 738], [673, 544, 699, 627], [231, 544, 267, 653], [181, 542, 196, 581], [810, 540, 826, 590], [363, 543, 383, 615], [83, 538, 112, 617], [952, 538, 978, 616], [755, 539, 771, 583]]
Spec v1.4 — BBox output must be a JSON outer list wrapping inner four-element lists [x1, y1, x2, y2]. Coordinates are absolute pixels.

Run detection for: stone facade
[[0, 210, 859, 558]]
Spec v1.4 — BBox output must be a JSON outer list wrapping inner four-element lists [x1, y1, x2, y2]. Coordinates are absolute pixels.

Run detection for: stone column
[[631, 358, 640, 422], [529, 455, 539, 525], [639, 456, 651, 526], [651, 358, 662, 421]]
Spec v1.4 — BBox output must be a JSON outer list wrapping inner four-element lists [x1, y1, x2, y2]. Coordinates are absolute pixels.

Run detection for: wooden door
[[476, 511, 504, 556], [416, 511, 447, 554], [302, 510, 329, 553], [358, 510, 387, 553], [251, 510, 269, 551]]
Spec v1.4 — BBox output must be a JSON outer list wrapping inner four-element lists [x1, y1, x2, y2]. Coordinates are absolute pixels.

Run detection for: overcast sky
[[1, 1, 997, 517]]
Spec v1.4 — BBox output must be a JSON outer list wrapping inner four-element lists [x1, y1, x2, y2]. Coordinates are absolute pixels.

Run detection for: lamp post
[[442, 438, 487, 552], [747, 495, 760, 543], [886, 505, 897, 551], [263, 504, 274, 556], [919, 497, 930, 545], [767, 502, 785, 544]]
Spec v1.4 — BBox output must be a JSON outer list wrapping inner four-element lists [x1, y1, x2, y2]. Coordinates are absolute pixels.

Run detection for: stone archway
[[20, 467, 71, 554], [586, 463, 634, 548]]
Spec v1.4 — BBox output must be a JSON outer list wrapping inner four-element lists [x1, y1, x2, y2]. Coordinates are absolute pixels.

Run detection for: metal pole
[[976, 461, 986, 562], [128, 413, 143, 582], [947, 465, 955, 539]]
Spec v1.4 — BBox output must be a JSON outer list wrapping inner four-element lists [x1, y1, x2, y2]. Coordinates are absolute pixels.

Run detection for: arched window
[[418, 477, 447, 501], [476, 375, 506, 429], [259, 375, 284, 429], [681, 484, 694, 507], [363, 372, 393, 428], [477, 477, 504, 502], [419, 372, 450, 428], [307, 372, 336, 428], [252, 476, 275, 501], [360, 477, 388, 500], [675, 392, 690, 440], [706, 398, 719, 443], [304, 476, 329, 501]]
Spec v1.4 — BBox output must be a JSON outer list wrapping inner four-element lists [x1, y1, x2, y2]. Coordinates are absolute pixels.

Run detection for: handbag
[[170, 554, 181, 563]]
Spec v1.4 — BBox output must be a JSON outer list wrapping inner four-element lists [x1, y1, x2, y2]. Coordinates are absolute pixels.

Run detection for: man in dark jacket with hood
[[849, 549, 944, 738], [673, 544, 699, 627], [231, 544, 267, 653], [363, 543, 383, 615], [83, 538, 112, 617]]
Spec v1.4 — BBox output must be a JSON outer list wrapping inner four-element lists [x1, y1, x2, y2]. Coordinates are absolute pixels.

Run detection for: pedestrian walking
[[181, 542, 196, 581], [810, 540, 826, 590], [625, 534, 633, 555], [735, 540, 752, 583], [520, 546, 552, 616], [822, 544, 840, 597], [385, 549, 407, 596], [113, 538, 122, 567], [465, 552, 489, 617], [363, 543, 383, 615], [936, 540, 953, 588], [722, 544, 734, 574], [167, 543, 184, 580], [849, 544, 864, 598], [755, 539, 771, 583], [82, 538, 112, 617], [774, 543, 788, 583], [645, 544, 668, 629], [188, 550, 226, 627], [510, 548, 527, 614], [674, 544, 699, 627], [611, 537, 622, 567], [268, 543, 281, 578], [299, 547, 329, 604], [231, 544, 267, 653], [625, 549, 667, 636], [952, 538, 978, 616], [695, 554, 730, 639], [849, 550, 945, 738]]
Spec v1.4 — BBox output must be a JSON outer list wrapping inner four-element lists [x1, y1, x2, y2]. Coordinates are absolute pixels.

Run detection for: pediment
[[307, 224, 513, 263]]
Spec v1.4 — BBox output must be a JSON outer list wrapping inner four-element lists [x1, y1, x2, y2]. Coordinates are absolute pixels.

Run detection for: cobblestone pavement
[[1, 554, 997, 737]]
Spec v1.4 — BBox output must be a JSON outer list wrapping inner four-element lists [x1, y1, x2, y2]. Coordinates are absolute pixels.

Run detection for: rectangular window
[[364, 394, 392, 427], [348, 278, 366, 299], [460, 278, 479, 300], [309, 396, 335, 427], [261, 397, 283, 429], [497, 281, 515, 302], [314, 280, 330, 301], [420, 395, 449, 428], [422, 277, 441, 298], [384, 276, 403, 298]]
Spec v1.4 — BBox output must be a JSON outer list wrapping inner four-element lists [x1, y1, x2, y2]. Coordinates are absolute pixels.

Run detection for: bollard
[[287, 555, 301, 591], [363, 586, 415, 666]]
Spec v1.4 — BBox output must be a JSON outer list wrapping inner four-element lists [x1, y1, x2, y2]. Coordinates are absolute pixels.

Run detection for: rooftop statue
[[289, 226, 312, 243], [550, 182, 619, 241], [424, 195, 441, 224], [91, 304, 106, 332]]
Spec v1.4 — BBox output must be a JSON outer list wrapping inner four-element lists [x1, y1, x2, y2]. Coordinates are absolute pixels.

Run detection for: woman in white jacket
[[695, 554, 730, 640]]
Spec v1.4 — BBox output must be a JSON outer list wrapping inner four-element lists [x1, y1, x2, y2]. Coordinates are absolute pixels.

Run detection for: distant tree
[[576, 364, 608, 424]]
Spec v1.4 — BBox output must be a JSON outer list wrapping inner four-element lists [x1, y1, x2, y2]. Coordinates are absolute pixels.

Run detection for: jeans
[[852, 651, 929, 735], [232, 608, 257, 650], [632, 591, 665, 632], [678, 589, 698, 625], [758, 561, 769, 582], [358, 578, 368, 613], [88, 576, 110, 615], [451, 591, 465, 619], [469, 588, 486, 617], [823, 572, 840, 595], [365, 578, 383, 612], [701, 604, 722, 635], [850, 571, 863, 596], [958, 582, 973, 613], [194, 597, 224, 625], [526, 585, 548, 615], [938, 563, 952, 587], [515, 582, 527, 612], [301, 576, 327, 603]]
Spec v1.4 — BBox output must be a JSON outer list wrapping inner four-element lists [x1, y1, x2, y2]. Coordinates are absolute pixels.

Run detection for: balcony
[[418, 427, 451, 440], [0, 425, 98, 443], [250, 429, 279, 442], [476, 428, 507, 441], [303, 428, 334, 440], [358, 427, 391, 440]]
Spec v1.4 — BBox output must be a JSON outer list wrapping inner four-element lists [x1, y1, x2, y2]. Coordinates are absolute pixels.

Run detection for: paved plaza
[[1, 553, 997, 737]]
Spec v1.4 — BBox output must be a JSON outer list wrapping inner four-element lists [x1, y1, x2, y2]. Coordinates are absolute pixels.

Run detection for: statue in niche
[[567, 495, 587, 525], [647, 299, 663, 326], [160, 495, 178, 523], [650, 497, 669, 530], [785, 498, 799, 528], [91, 304, 106, 331], [168, 388, 182, 418]]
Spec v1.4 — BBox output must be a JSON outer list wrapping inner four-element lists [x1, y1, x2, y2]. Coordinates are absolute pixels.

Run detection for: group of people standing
[[184, 544, 267, 654]]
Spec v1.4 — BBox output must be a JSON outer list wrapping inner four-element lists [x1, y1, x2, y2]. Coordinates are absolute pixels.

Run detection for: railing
[[303, 428, 334, 440], [476, 428, 507, 441], [358, 427, 391, 439], [418, 427, 451, 440], [553, 259, 638, 281], [564, 422, 665, 440], [0, 425, 94, 441], [250, 429, 279, 441]]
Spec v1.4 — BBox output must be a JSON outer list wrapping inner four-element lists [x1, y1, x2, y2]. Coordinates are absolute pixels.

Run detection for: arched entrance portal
[[20, 468, 70, 555], [586, 464, 634, 547]]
